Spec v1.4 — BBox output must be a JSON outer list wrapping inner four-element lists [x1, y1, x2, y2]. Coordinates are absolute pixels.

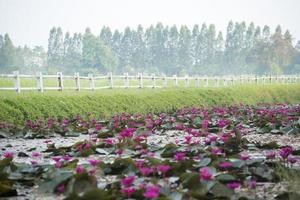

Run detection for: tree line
[[1, 21, 300, 75]]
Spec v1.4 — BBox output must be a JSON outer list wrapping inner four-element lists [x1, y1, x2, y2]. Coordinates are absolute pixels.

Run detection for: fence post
[[214, 77, 219, 87], [75, 72, 80, 91], [184, 75, 189, 87], [57, 72, 63, 91], [163, 75, 167, 87], [151, 73, 156, 88], [37, 72, 44, 92], [138, 73, 143, 88], [195, 77, 200, 87], [205, 76, 208, 87], [173, 75, 178, 87], [13, 71, 21, 93], [108, 72, 113, 89], [124, 73, 129, 88], [88, 73, 95, 90]]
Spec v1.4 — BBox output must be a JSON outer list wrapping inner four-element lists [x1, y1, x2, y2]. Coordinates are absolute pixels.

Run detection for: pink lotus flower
[[209, 134, 218, 142], [121, 187, 136, 198], [219, 161, 233, 169], [3, 151, 13, 158], [105, 138, 114, 145], [174, 152, 185, 161], [175, 124, 184, 130], [75, 165, 85, 173], [220, 135, 229, 142], [121, 176, 135, 187], [211, 147, 222, 156], [31, 152, 41, 157], [135, 145, 143, 150], [63, 155, 71, 161], [184, 135, 193, 144], [217, 119, 227, 128], [202, 119, 209, 129], [247, 179, 256, 189], [88, 159, 101, 167], [54, 161, 62, 168], [95, 123, 102, 131], [140, 149, 148, 155], [31, 160, 38, 166], [287, 155, 297, 164], [56, 184, 65, 193], [193, 140, 200, 145], [143, 185, 160, 199], [157, 165, 171, 174], [135, 160, 145, 168], [147, 152, 155, 157], [83, 143, 91, 150], [47, 118, 55, 129], [226, 182, 240, 190], [89, 168, 97, 176], [139, 167, 154, 176], [61, 118, 69, 127], [239, 153, 250, 161], [52, 156, 61, 162], [265, 151, 276, 159], [279, 147, 293, 159], [119, 128, 136, 138], [204, 137, 211, 145], [199, 167, 213, 181], [116, 149, 123, 156]]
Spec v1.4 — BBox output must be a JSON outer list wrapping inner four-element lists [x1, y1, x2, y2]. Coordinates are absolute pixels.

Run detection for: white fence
[[0, 71, 299, 93]]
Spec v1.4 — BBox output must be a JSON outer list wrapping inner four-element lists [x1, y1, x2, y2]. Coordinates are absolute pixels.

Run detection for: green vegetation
[[1, 22, 300, 76], [1, 84, 300, 124]]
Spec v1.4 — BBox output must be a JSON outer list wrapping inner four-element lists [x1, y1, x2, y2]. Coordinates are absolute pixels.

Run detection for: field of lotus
[[1, 104, 300, 199]]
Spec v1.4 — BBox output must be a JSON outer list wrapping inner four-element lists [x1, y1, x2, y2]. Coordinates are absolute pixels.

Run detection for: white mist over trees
[[0, 21, 300, 75]]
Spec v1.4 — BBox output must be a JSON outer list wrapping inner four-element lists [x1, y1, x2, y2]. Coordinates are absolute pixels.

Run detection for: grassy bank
[[1, 84, 300, 124]]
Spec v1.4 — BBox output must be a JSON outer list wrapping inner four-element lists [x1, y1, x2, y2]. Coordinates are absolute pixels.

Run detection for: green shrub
[[1, 84, 300, 124]]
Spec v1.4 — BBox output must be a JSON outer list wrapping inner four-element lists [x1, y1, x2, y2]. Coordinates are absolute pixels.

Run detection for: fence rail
[[0, 71, 299, 93]]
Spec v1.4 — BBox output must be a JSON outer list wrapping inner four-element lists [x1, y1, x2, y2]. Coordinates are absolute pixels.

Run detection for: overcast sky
[[0, 0, 300, 48]]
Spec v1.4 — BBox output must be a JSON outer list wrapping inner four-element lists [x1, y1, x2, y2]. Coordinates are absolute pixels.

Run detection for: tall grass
[[0, 84, 300, 125]]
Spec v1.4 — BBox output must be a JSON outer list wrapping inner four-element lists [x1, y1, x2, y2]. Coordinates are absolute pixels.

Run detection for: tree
[[119, 27, 134, 70], [47, 27, 64, 72], [0, 34, 18, 73], [152, 23, 167, 74], [1, 21, 300, 75], [284, 30, 292, 44], [178, 25, 192, 74], [165, 25, 179, 75], [131, 25, 147, 72], [191, 24, 200, 68], [82, 28, 117, 74], [262, 25, 271, 41], [62, 33, 82, 73], [245, 22, 255, 50], [100, 26, 113, 47], [111, 30, 122, 72]]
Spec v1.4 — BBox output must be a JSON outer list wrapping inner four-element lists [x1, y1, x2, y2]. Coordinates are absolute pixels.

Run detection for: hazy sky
[[0, 0, 300, 48]]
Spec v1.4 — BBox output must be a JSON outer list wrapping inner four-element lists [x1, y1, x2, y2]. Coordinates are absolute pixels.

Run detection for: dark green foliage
[[1, 21, 300, 75], [1, 85, 300, 125]]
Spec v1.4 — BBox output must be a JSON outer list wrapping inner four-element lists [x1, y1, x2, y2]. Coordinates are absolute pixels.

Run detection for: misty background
[[0, 0, 300, 75]]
